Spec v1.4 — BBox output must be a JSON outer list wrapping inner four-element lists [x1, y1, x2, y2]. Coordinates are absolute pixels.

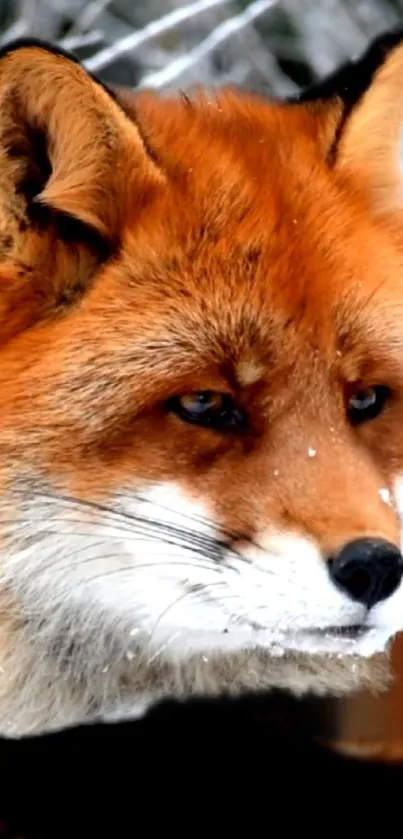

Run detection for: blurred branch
[[224, 14, 297, 96], [0, 0, 399, 97], [85, 0, 232, 73], [61, 30, 104, 52], [139, 0, 278, 89], [0, 19, 28, 45], [67, 0, 114, 36]]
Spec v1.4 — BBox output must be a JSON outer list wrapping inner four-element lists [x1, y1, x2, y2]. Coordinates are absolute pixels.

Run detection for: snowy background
[[0, 0, 402, 97]]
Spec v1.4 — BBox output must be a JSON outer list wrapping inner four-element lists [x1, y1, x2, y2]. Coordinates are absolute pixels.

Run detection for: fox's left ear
[[0, 39, 164, 342], [299, 27, 403, 215]]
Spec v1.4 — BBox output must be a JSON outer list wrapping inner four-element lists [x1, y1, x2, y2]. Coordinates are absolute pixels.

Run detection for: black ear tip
[[360, 24, 403, 75], [368, 24, 403, 54], [0, 37, 117, 104], [294, 24, 403, 108], [0, 37, 81, 67]]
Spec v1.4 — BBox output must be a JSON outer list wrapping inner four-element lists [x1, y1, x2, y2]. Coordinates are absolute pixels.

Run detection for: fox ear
[[299, 27, 403, 216], [0, 40, 161, 339], [0, 39, 159, 240]]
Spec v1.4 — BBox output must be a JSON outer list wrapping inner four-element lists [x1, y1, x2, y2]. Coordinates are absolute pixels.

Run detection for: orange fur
[[2, 72, 400, 553], [0, 36, 403, 737]]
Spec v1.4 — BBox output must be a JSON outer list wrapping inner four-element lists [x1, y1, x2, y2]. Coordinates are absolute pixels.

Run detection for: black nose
[[328, 538, 403, 608]]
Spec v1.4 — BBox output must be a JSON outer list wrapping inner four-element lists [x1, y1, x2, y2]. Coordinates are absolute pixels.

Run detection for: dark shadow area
[[0, 691, 402, 837]]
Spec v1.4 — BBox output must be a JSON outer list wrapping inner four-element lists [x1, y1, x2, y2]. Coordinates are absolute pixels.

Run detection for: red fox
[[0, 29, 402, 737]]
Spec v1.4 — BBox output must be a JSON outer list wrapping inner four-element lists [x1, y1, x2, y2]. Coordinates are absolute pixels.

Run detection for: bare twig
[[0, 0, 399, 100], [0, 19, 29, 46], [60, 31, 104, 52], [85, 0, 232, 73], [139, 0, 278, 90], [67, 0, 114, 37]]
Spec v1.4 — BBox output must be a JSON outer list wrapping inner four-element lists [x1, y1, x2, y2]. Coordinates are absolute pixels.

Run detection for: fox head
[[0, 31, 403, 735]]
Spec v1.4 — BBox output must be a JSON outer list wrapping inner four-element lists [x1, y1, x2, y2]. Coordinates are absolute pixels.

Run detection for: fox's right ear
[[299, 27, 403, 216], [0, 40, 162, 341]]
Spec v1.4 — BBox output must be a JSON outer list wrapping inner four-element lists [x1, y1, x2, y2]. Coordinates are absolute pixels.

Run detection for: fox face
[[0, 32, 403, 735]]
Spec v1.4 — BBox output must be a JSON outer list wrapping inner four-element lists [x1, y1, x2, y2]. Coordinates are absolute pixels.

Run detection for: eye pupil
[[169, 390, 244, 431], [350, 390, 376, 410], [348, 386, 389, 425], [180, 391, 223, 415]]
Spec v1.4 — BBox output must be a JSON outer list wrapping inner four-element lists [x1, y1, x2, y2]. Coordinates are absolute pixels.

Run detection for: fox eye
[[348, 386, 390, 425], [169, 391, 245, 430]]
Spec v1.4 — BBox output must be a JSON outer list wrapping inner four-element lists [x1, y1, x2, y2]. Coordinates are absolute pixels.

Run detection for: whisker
[[8, 526, 232, 572], [4, 490, 286, 585], [116, 489, 240, 542], [9, 507, 236, 562], [145, 586, 251, 665], [8, 487, 246, 554], [81, 559, 223, 584], [9, 521, 228, 562], [6, 506, 248, 565], [148, 579, 230, 647], [146, 632, 183, 665]]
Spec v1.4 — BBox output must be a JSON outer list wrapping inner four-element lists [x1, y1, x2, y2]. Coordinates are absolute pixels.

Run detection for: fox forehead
[[2, 90, 401, 431], [99, 92, 399, 355], [107, 199, 397, 388]]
